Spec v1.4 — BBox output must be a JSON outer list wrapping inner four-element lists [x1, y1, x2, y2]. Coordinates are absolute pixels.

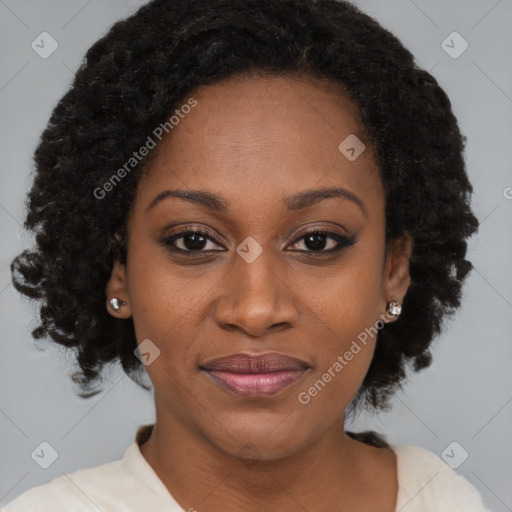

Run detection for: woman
[[6, 0, 491, 510]]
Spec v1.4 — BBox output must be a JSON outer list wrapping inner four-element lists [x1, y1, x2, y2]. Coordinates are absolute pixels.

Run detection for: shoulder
[[1, 445, 150, 512], [391, 444, 492, 512]]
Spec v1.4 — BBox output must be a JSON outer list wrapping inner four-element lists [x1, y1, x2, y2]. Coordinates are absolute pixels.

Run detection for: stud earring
[[109, 297, 127, 312], [386, 300, 402, 318]]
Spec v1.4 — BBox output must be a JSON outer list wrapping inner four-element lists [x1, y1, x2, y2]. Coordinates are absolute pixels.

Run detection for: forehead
[[136, 73, 383, 215]]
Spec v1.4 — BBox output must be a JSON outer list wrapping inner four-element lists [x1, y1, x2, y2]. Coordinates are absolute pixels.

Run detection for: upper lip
[[200, 352, 310, 373]]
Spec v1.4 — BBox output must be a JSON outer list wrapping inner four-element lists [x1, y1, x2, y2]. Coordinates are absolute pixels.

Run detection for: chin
[[203, 416, 313, 463]]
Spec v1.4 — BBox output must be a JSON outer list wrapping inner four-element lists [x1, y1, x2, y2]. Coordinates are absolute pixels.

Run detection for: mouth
[[200, 352, 311, 398]]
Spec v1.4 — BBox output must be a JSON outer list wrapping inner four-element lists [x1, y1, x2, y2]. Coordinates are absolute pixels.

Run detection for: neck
[[138, 407, 396, 511]]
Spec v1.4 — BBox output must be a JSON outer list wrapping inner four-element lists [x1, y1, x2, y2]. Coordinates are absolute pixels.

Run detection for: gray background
[[0, 0, 511, 510]]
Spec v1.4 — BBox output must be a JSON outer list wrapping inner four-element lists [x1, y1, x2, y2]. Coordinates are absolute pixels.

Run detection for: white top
[[2, 425, 492, 511]]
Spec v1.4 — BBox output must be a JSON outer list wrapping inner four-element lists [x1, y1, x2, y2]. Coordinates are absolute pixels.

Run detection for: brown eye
[[288, 230, 357, 253], [160, 229, 225, 253], [160, 228, 357, 256]]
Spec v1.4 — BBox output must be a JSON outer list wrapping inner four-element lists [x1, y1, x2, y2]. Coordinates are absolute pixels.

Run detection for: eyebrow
[[146, 186, 367, 218]]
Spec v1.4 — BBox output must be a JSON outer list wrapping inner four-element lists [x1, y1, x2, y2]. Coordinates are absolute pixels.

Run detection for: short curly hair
[[11, 0, 478, 424]]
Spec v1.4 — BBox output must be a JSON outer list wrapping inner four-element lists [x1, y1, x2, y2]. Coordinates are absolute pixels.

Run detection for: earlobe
[[382, 232, 413, 321], [105, 259, 132, 318]]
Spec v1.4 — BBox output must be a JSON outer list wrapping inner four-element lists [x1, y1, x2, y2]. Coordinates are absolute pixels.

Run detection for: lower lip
[[203, 369, 307, 397]]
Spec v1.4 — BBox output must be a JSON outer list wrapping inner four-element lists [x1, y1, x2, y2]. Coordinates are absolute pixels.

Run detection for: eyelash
[[160, 227, 357, 256]]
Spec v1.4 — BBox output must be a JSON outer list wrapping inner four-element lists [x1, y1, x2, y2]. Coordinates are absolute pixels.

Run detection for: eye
[[287, 230, 357, 254], [160, 227, 357, 255], [160, 228, 225, 253]]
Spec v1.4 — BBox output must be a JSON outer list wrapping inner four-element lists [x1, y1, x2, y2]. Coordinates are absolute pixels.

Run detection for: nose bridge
[[236, 246, 278, 299], [214, 243, 297, 335]]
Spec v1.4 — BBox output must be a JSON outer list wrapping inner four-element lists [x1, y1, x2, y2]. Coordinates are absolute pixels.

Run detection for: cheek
[[296, 308, 378, 415], [291, 255, 383, 404], [127, 240, 199, 325], [126, 247, 203, 369], [293, 255, 383, 343]]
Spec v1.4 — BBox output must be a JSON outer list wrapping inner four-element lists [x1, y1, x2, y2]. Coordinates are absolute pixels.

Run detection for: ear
[[381, 232, 413, 322], [105, 259, 132, 319]]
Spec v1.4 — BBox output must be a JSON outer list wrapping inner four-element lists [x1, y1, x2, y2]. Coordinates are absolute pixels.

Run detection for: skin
[[106, 72, 413, 511]]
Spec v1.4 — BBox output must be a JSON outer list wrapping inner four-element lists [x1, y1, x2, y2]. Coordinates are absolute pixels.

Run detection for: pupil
[[305, 233, 326, 250], [185, 233, 207, 250]]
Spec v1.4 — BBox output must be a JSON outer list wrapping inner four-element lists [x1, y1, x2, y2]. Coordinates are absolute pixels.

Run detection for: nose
[[214, 249, 299, 337]]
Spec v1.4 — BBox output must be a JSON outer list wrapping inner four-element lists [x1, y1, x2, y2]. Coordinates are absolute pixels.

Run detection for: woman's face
[[106, 73, 412, 460]]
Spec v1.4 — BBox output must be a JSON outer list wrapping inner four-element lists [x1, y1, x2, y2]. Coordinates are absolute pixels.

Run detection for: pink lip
[[204, 369, 307, 397], [200, 352, 310, 397]]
